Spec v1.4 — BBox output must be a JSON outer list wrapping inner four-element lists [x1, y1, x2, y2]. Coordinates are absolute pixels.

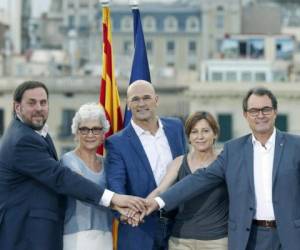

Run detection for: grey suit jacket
[[161, 130, 300, 250]]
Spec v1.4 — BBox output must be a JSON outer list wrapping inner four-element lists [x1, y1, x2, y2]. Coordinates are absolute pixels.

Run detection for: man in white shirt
[[146, 87, 300, 250], [105, 80, 186, 250], [0, 81, 145, 250]]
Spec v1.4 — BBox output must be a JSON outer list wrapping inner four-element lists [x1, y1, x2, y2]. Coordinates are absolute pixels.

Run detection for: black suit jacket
[[0, 118, 104, 250]]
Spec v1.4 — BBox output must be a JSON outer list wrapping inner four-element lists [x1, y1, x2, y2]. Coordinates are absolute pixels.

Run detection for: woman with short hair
[[148, 111, 228, 250], [62, 103, 113, 250]]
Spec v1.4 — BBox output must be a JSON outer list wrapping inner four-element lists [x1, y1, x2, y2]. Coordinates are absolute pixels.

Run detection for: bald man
[[105, 80, 186, 250]]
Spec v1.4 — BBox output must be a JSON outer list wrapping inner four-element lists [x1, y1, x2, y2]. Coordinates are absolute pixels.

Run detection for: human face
[[189, 119, 216, 153], [243, 94, 277, 137], [14, 87, 48, 130], [127, 83, 158, 123], [77, 119, 104, 151]]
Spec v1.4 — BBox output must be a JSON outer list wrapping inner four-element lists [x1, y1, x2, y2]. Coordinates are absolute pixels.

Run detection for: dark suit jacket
[[105, 117, 186, 250], [0, 118, 104, 250], [161, 130, 300, 250]]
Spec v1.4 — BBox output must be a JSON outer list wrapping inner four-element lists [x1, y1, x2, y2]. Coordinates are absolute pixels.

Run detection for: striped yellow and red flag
[[99, 6, 123, 144], [99, 5, 122, 250]]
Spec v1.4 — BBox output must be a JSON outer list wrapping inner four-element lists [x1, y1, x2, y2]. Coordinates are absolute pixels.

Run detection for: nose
[[257, 110, 265, 118]]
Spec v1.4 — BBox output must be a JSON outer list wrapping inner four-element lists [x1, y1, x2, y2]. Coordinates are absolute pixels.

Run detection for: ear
[[155, 95, 159, 106], [14, 102, 21, 115], [243, 111, 247, 119]]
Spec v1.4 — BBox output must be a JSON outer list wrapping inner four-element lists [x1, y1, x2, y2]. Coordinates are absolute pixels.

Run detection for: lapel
[[125, 124, 157, 187], [44, 134, 58, 160], [244, 135, 255, 194], [272, 130, 285, 186], [161, 119, 177, 158]]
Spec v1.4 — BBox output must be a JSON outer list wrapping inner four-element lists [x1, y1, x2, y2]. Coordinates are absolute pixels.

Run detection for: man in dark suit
[[105, 80, 186, 250], [0, 81, 145, 250], [146, 87, 300, 250]]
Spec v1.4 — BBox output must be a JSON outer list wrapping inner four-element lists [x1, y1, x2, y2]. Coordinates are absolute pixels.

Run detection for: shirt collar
[[131, 118, 163, 137], [17, 114, 49, 138], [252, 128, 276, 149]]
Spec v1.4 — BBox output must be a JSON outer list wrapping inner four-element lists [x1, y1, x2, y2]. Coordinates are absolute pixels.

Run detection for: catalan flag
[[99, 6, 123, 142], [99, 6, 122, 249], [123, 5, 151, 126]]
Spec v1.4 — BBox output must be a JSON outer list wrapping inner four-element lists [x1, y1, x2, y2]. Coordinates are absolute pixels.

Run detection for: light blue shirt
[[61, 151, 113, 235]]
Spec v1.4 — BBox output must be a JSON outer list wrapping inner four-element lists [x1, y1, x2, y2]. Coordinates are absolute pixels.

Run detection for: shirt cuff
[[155, 197, 165, 209], [99, 189, 114, 207]]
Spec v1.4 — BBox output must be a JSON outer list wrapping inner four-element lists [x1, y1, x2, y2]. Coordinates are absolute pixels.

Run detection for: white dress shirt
[[252, 129, 276, 220], [131, 119, 173, 185]]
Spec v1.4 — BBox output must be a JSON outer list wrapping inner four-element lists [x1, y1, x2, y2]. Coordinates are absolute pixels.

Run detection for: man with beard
[[0, 81, 146, 250]]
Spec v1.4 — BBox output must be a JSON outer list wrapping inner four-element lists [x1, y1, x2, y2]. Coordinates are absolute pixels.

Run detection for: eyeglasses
[[78, 127, 104, 135], [246, 106, 274, 117]]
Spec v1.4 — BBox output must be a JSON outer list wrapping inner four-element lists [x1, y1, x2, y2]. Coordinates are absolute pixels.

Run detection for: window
[[146, 40, 153, 54], [221, 39, 239, 58], [276, 38, 294, 60], [211, 72, 223, 81], [186, 16, 200, 32], [121, 16, 132, 32], [79, 15, 89, 28], [218, 114, 232, 142], [59, 109, 75, 138], [68, 15, 75, 29], [164, 16, 178, 32], [188, 63, 196, 71], [275, 114, 288, 132], [216, 6, 224, 29], [249, 39, 264, 58], [0, 109, 4, 136], [241, 71, 252, 81], [123, 40, 133, 55], [166, 41, 175, 55], [143, 16, 156, 32], [188, 41, 197, 54], [225, 71, 237, 82], [255, 72, 266, 82]]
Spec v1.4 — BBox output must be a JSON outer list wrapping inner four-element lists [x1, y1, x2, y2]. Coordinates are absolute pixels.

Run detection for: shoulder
[[224, 134, 252, 149], [161, 116, 182, 125], [279, 130, 300, 143], [61, 151, 75, 162]]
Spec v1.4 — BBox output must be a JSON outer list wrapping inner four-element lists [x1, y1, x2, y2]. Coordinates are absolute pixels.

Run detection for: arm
[[160, 147, 227, 211], [14, 135, 145, 211], [147, 156, 183, 199], [13, 135, 104, 205]]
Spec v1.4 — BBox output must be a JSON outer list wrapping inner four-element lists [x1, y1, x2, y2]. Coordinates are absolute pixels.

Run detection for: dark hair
[[242, 87, 277, 112], [185, 111, 219, 138], [14, 81, 49, 103]]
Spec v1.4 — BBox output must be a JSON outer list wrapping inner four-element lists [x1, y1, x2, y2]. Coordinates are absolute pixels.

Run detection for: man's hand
[[145, 198, 159, 215], [112, 206, 144, 227], [111, 193, 146, 212]]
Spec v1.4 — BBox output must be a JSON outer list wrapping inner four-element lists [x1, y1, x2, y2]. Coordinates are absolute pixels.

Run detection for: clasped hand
[[112, 196, 160, 227]]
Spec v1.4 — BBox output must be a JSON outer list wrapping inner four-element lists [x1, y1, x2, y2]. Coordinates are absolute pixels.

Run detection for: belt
[[158, 210, 170, 221], [253, 220, 276, 228]]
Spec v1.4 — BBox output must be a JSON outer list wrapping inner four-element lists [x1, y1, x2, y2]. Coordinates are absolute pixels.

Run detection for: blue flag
[[123, 7, 151, 126]]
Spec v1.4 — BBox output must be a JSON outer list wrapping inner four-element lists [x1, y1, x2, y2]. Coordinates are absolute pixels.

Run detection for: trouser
[[169, 236, 228, 250], [152, 217, 173, 250], [246, 224, 281, 250]]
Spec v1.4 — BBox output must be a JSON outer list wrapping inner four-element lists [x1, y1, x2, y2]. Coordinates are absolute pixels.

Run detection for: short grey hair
[[71, 103, 110, 134]]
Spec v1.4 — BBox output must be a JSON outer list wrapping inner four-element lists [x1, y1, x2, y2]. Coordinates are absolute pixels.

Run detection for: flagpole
[[100, 0, 110, 7], [129, 0, 139, 9]]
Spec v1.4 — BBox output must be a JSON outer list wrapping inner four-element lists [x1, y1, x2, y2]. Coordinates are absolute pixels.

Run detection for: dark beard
[[27, 122, 45, 131]]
